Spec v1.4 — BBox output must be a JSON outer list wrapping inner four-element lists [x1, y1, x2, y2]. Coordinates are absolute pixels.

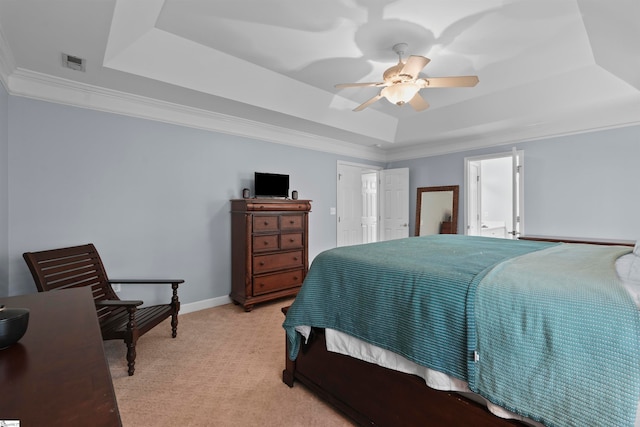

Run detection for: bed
[[282, 234, 640, 427]]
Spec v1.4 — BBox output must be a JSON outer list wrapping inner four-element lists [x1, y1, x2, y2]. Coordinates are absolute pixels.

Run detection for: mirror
[[415, 185, 459, 236]]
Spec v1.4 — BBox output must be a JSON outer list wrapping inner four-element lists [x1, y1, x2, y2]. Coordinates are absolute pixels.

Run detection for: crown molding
[[0, 25, 15, 92], [386, 117, 640, 162], [6, 66, 639, 164], [5, 67, 387, 162]]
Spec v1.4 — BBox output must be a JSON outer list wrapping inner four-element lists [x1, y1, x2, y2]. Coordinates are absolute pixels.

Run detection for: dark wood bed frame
[[282, 236, 635, 427]]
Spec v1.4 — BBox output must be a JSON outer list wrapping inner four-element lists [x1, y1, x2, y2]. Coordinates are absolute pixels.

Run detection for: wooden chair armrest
[[95, 299, 143, 307], [108, 279, 184, 285]]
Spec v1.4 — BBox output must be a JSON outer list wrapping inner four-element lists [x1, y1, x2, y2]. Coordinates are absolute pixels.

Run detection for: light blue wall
[[0, 83, 8, 296], [5, 93, 639, 304], [5, 96, 379, 302], [390, 125, 640, 241]]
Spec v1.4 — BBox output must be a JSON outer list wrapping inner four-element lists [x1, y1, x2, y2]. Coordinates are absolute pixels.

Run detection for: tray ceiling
[[0, 0, 638, 160]]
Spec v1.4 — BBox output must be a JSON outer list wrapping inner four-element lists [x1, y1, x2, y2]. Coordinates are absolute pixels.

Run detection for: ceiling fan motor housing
[[383, 63, 414, 84]]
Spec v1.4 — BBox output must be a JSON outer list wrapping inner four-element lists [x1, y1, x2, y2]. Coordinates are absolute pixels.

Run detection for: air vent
[[62, 53, 85, 72]]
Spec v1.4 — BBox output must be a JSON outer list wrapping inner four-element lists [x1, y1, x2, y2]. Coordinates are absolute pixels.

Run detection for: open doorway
[[465, 150, 523, 239], [336, 162, 409, 247]]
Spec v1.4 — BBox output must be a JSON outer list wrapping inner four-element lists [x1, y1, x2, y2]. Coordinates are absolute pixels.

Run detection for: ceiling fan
[[335, 43, 479, 112]]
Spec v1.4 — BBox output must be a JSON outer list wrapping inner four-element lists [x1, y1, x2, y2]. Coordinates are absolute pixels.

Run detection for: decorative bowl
[[0, 304, 30, 350]]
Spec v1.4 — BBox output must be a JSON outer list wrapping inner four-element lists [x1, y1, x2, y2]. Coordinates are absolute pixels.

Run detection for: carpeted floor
[[104, 297, 355, 427]]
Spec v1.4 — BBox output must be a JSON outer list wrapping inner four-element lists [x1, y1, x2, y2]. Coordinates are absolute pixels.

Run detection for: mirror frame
[[415, 185, 459, 236]]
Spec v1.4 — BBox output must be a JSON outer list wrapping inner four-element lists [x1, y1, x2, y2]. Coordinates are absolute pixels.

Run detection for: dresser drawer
[[281, 214, 303, 231], [253, 215, 279, 232], [281, 233, 303, 249], [253, 251, 303, 273], [253, 234, 279, 252], [253, 269, 304, 295]]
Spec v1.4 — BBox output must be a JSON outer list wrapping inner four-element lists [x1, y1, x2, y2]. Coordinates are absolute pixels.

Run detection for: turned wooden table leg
[[171, 282, 180, 338]]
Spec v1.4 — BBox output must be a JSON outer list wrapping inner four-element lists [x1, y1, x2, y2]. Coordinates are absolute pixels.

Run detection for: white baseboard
[[180, 295, 232, 315]]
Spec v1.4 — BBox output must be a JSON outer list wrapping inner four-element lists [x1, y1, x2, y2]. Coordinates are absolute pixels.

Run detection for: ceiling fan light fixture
[[381, 82, 420, 106], [336, 44, 477, 112]]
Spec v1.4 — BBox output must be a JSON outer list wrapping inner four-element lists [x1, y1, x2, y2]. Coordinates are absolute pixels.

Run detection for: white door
[[361, 172, 378, 243], [337, 163, 365, 247], [464, 151, 524, 239], [379, 168, 410, 241]]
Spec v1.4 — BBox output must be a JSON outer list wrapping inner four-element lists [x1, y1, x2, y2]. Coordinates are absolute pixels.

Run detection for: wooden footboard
[[282, 312, 525, 426]]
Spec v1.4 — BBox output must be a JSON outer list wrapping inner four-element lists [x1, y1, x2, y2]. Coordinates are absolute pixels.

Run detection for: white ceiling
[[0, 0, 638, 161]]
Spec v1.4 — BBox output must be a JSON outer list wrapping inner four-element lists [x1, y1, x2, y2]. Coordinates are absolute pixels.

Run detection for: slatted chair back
[[23, 244, 119, 324]]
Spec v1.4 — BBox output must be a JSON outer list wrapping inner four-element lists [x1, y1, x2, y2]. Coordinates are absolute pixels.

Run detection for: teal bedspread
[[283, 234, 554, 380], [471, 243, 640, 427], [283, 235, 640, 426]]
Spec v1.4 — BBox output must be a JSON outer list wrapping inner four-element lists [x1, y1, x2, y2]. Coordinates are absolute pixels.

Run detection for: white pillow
[[616, 253, 640, 308]]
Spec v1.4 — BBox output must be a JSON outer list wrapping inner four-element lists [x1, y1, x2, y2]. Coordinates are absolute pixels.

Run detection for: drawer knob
[[263, 241, 269, 245], [293, 257, 298, 261], [289, 220, 294, 224], [293, 276, 299, 280], [289, 238, 295, 242], [259, 261, 265, 266], [264, 221, 269, 225]]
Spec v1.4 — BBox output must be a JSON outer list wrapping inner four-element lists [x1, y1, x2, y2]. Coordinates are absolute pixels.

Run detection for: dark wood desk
[[0, 287, 121, 426]]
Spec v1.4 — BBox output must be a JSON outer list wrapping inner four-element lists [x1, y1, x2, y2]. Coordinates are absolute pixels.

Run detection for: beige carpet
[[104, 297, 355, 427]]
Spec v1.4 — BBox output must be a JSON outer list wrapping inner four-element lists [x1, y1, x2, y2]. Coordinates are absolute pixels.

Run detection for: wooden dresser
[[230, 198, 311, 311]]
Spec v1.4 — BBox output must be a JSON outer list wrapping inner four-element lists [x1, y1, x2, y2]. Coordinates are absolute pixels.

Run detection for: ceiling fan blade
[[353, 94, 383, 112], [400, 55, 430, 79], [335, 82, 385, 89], [408, 93, 430, 112], [420, 76, 479, 88]]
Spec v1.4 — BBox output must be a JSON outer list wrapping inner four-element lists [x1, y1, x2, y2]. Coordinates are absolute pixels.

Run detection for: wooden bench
[[23, 243, 184, 376]]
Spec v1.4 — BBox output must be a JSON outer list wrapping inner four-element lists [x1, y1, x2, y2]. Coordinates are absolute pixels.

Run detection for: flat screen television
[[254, 172, 289, 198]]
